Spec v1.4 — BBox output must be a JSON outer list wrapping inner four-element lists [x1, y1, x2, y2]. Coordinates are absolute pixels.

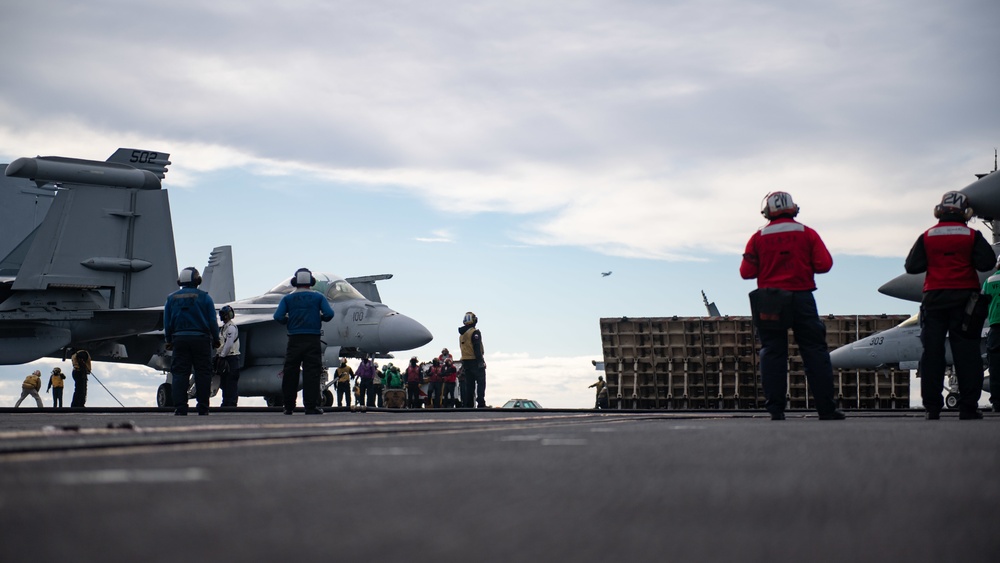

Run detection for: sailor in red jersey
[[905, 191, 995, 420], [741, 192, 844, 420]]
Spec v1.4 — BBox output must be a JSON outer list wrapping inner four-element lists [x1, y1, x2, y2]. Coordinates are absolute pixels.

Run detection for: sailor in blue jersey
[[274, 268, 334, 414], [164, 267, 219, 415]]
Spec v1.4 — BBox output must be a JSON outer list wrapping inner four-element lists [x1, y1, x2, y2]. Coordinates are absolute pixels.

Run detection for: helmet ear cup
[[934, 191, 973, 221]]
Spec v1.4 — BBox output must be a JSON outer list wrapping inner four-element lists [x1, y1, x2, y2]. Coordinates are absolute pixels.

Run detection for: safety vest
[[49, 374, 65, 388], [922, 223, 980, 292], [460, 328, 483, 361]]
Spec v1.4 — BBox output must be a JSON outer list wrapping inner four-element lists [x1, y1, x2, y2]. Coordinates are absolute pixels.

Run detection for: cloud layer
[[1, 0, 996, 263]]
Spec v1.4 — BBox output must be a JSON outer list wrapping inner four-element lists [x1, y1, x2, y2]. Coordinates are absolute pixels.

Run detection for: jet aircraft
[[0, 148, 433, 407], [832, 162, 1000, 409], [0, 149, 177, 365], [829, 312, 991, 409], [129, 246, 433, 407], [879, 167, 1000, 302]]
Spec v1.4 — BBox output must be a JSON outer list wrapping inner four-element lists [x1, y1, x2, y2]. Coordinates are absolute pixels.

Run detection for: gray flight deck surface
[[0, 409, 996, 562]]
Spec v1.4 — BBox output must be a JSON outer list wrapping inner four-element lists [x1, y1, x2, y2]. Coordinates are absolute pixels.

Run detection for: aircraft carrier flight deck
[[0, 408, 996, 563]]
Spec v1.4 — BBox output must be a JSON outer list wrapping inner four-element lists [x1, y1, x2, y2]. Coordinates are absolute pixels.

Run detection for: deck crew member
[[982, 259, 1000, 413], [47, 367, 66, 408], [334, 358, 355, 408], [273, 268, 334, 415], [14, 370, 44, 408], [589, 375, 609, 409], [165, 267, 219, 416], [216, 305, 241, 407], [70, 349, 91, 407], [459, 311, 487, 408], [740, 191, 845, 421], [906, 191, 995, 419]]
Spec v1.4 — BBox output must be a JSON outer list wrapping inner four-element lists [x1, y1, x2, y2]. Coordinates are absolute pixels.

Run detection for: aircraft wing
[[230, 308, 279, 327]]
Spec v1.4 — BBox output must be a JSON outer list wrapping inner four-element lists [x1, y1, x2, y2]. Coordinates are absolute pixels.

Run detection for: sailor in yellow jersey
[[46, 366, 66, 408], [459, 311, 487, 408], [15, 370, 44, 408]]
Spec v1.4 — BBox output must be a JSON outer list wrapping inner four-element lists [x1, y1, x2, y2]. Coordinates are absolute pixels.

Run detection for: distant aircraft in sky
[[601, 271, 612, 277]]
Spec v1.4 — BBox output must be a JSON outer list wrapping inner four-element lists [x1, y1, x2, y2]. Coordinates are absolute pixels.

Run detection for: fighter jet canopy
[[267, 273, 367, 302]]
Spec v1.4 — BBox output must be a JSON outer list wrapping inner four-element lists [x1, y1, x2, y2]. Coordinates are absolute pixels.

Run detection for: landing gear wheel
[[156, 384, 174, 408], [264, 395, 284, 408], [945, 392, 960, 410], [323, 390, 334, 408]]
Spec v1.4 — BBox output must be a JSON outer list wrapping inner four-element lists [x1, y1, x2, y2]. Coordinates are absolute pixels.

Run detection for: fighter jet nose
[[829, 344, 851, 369], [379, 313, 433, 351]]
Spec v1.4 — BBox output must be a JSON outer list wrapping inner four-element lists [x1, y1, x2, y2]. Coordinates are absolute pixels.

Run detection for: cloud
[[0, 354, 602, 410], [414, 229, 455, 244], [0, 0, 996, 262]]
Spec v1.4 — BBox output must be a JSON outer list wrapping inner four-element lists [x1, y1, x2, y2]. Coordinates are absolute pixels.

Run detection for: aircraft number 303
[[129, 150, 159, 164], [868, 336, 884, 346]]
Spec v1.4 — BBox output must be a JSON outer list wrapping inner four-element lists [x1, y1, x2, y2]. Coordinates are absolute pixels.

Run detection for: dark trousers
[[987, 325, 1000, 407], [52, 387, 63, 408], [336, 381, 352, 407], [374, 384, 385, 407], [282, 334, 322, 410], [428, 381, 442, 407], [219, 355, 240, 406], [359, 379, 375, 407], [921, 306, 983, 414], [757, 291, 837, 415], [462, 364, 487, 408], [171, 335, 213, 414], [406, 382, 421, 408], [71, 372, 87, 407]]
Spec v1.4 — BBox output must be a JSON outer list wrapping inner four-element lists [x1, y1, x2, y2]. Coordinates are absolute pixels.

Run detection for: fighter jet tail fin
[[105, 148, 172, 180], [3, 150, 178, 310], [345, 274, 393, 304], [202, 245, 236, 304]]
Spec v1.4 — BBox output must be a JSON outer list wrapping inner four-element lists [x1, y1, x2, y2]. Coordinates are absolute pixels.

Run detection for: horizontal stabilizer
[[6, 156, 162, 190]]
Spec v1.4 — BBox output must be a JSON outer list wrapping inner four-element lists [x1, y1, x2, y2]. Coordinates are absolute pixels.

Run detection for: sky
[[0, 0, 998, 408]]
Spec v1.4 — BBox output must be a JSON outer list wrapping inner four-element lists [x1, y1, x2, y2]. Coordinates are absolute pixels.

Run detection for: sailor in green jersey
[[981, 260, 1000, 412]]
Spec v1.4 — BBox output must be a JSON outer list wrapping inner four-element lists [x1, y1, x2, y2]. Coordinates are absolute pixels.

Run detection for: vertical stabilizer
[[0, 168, 57, 273], [105, 148, 171, 179], [345, 274, 393, 304], [202, 245, 236, 304], [5, 151, 177, 309]]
